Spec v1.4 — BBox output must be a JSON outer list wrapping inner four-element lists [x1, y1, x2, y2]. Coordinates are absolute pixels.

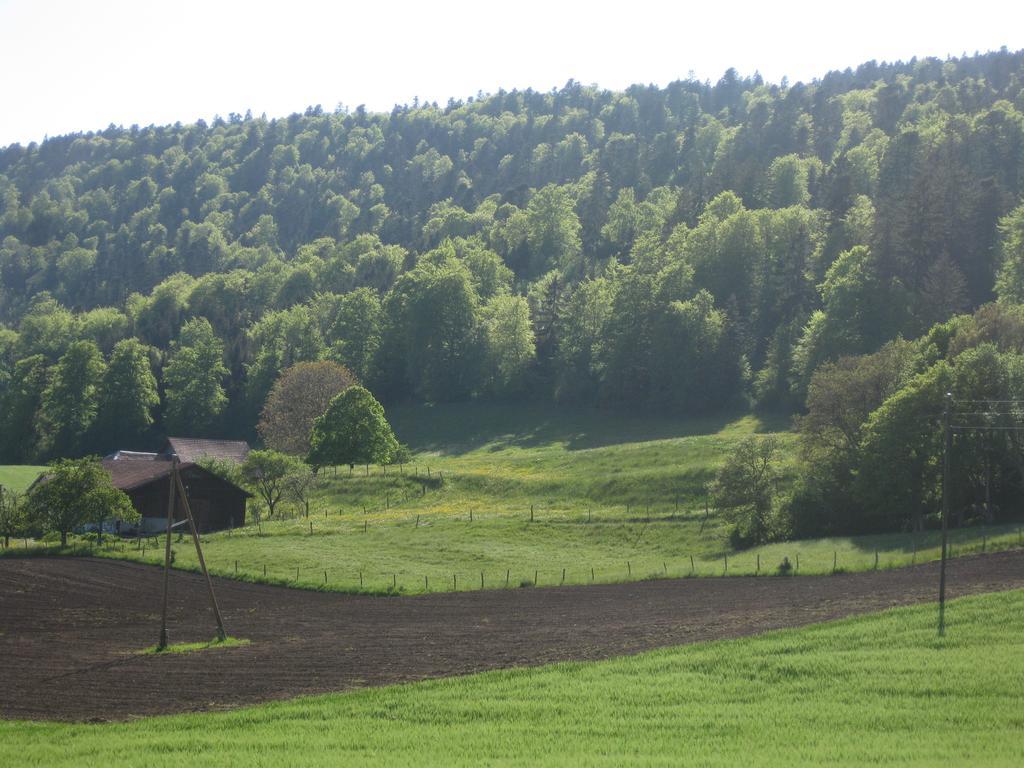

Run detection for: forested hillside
[[2, 49, 1024, 465]]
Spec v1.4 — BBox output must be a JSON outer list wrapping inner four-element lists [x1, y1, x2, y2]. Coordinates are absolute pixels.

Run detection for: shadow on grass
[[837, 522, 1024, 554], [388, 402, 793, 455]]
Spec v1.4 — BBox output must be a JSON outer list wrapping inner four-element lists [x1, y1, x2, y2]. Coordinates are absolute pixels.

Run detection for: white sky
[[0, 0, 1021, 148]]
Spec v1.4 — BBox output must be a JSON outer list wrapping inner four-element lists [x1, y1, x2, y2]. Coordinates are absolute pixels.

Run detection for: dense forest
[[3, 49, 1024, 536]]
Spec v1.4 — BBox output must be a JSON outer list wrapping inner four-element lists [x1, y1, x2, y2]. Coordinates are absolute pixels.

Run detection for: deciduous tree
[[258, 361, 357, 456], [307, 386, 398, 470], [92, 339, 159, 451], [163, 318, 228, 436], [711, 436, 781, 545], [25, 457, 137, 547], [37, 340, 106, 458], [240, 449, 305, 517]]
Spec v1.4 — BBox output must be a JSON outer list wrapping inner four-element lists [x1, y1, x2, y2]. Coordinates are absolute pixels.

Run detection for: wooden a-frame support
[[157, 457, 227, 650]]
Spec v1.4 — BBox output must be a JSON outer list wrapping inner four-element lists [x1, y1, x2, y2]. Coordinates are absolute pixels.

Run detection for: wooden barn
[[104, 453, 250, 534]]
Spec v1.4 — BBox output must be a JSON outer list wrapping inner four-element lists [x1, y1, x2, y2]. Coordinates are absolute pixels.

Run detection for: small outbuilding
[[104, 453, 251, 534]]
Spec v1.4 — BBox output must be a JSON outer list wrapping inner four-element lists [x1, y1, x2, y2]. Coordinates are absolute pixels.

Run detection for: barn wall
[[126, 470, 247, 533]]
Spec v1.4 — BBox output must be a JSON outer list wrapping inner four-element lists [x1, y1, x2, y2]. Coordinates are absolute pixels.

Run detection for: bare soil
[[2, 551, 1023, 722]]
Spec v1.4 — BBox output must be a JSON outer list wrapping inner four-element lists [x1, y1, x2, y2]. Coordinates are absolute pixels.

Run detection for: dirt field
[[2, 552, 1023, 722]]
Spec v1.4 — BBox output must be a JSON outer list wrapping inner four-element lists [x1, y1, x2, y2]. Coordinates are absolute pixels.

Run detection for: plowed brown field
[[1, 552, 1022, 722]]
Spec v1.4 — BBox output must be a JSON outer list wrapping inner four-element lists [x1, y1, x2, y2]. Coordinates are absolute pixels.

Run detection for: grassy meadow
[[6, 403, 1024, 590], [3, 588, 1023, 766], [0, 465, 45, 494]]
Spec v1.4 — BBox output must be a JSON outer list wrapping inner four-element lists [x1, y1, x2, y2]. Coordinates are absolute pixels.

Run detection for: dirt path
[[1, 551, 1022, 722]]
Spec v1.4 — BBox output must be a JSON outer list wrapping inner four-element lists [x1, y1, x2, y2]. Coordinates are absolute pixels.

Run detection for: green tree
[[554, 277, 614, 403], [0, 327, 18, 392], [37, 340, 106, 458], [378, 253, 483, 401], [994, 203, 1024, 303], [244, 304, 326, 425], [324, 287, 383, 382], [240, 449, 306, 517], [25, 457, 137, 547], [0, 354, 49, 462], [481, 294, 535, 397], [711, 436, 782, 546], [307, 386, 399, 470], [92, 339, 159, 451], [765, 154, 817, 207], [857, 345, 1024, 533], [525, 184, 582, 277], [78, 307, 129, 355], [258, 360, 357, 456], [163, 318, 229, 436], [16, 294, 80, 361], [788, 340, 917, 535], [0, 486, 26, 548]]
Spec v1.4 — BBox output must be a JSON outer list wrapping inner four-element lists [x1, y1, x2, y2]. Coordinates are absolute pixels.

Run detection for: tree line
[[1, 49, 1024, 469]]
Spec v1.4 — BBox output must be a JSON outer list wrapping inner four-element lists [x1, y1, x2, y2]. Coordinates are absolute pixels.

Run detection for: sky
[[0, 0, 1021, 148]]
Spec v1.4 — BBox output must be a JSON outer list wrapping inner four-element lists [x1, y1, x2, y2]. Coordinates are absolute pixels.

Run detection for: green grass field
[[67, 403, 1016, 592], [8, 405, 1024, 593], [0, 465, 45, 494], [3, 588, 1022, 766], [8, 403, 1023, 590]]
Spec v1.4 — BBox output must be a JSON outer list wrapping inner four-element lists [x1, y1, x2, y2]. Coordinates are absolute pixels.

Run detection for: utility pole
[[158, 459, 178, 651], [174, 460, 228, 641], [939, 392, 952, 636]]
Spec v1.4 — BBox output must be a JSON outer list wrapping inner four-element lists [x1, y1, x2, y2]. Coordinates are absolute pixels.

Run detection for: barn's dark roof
[[165, 438, 251, 465], [102, 456, 190, 491], [101, 456, 252, 498]]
